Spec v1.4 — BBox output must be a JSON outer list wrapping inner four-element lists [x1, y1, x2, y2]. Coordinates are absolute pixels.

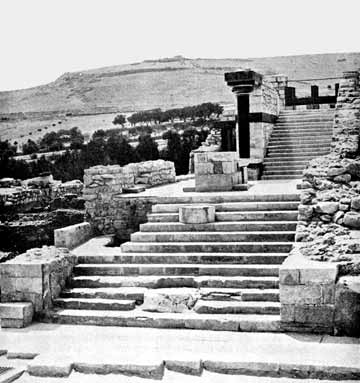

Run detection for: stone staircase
[[47, 192, 300, 332], [262, 108, 334, 180]]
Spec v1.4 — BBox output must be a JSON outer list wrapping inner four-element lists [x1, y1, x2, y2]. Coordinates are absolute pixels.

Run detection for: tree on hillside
[[106, 134, 137, 166], [161, 130, 183, 174], [136, 134, 159, 162], [40, 131, 64, 151], [112, 114, 126, 126], [69, 127, 85, 149], [22, 139, 39, 155]]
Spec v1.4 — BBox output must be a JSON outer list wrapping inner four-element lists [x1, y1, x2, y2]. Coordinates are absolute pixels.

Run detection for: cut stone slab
[[0, 302, 33, 328], [165, 359, 202, 375], [179, 205, 215, 224], [73, 360, 164, 379], [27, 355, 73, 377], [142, 288, 200, 313]]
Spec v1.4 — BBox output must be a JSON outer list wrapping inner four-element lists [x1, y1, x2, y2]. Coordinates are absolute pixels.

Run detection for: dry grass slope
[[1, 53, 360, 115]]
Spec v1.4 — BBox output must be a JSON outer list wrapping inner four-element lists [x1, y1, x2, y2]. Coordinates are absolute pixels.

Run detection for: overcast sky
[[1, 0, 359, 91]]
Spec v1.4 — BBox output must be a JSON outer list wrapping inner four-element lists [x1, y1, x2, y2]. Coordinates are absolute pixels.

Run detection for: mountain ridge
[[1, 52, 360, 116]]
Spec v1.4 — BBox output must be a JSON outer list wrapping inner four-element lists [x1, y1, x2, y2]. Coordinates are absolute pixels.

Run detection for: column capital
[[224, 70, 263, 95]]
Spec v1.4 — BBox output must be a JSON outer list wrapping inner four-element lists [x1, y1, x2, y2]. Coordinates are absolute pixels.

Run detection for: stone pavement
[[0, 323, 359, 382], [131, 178, 300, 198]]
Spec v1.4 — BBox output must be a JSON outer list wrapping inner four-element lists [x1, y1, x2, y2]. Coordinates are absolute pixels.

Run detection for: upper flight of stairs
[[46, 192, 300, 332], [262, 109, 334, 180]]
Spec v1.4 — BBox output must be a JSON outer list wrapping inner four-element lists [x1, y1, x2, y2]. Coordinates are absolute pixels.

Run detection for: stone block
[[334, 276, 360, 336], [142, 289, 199, 313], [293, 304, 335, 325], [343, 211, 360, 229], [1, 277, 43, 294], [0, 302, 33, 328], [54, 222, 92, 249], [1, 263, 42, 278], [280, 304, 295, 322], [179, 205, 215, 224], [206, 152, 237, 162], [279, 268, 300, 285], [194, 162, 214, 175], [194, 153, 208, 163], [299, 264, 338, 285], [280, 285, 322, 305], [165, 360, 202, 376], [222, 161, 236, 174], [195, 174, 233, 192]]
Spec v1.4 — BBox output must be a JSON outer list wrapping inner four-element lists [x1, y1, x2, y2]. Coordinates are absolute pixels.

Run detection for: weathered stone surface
[[0, 246, 76, 315], [142, 289, 199, 313], [0, 302, 33, 328], [298, 204, 313, 221], [334, 276, 360, 336], [315, 202, 339, 215], [343, 211, 360, 228], [54, 222, 92, 249], [84, 161, 175, 238], [351, 196, 360, 210], [165, 359, 202, 375], [179, 206, 215, 224]]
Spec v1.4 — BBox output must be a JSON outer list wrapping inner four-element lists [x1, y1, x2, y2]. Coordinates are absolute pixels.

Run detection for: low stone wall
[[280, 246, 360, 336], [0, 246, 76, 316], [83, 160, 175, 240], [54, 222, 92, 249], [0, 177, 83, 215]]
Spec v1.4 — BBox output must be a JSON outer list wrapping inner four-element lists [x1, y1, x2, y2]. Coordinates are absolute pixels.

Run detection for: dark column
[[237, 95, 250, 158], [311, 85, 319, 103]]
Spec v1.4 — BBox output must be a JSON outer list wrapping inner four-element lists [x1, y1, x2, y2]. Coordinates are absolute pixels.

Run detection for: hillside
[[1, 53, 360, 115], [1, 52, 360, 147]]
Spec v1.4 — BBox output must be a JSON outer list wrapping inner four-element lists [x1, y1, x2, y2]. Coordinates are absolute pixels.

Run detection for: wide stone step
[[120, 241, 293, 253], [54, 298, 136, 311], [266, 152, 326, 158], [73, 264, 280, 277], [262, 175, 302, 180], [276, 121, 333, 126], [71, 275, 279, 289], [267, 143, 331, 150], [152, 201, 299, 213], [269, 136, 331, 143], [263, 159, 310, 166], [193, 300, 280, 315], [148, 210, 298, 223], [130, 231, 295, 243], [44, 309, 281, 331], [199, 287, 279, 302], [263, 165, 305, 171], [77, 252, 288, 265], [267, 148, 329, 155], [61, 287, 146, 303], [141, 193, 300, 204], [140, 221, 297, 232], [263, 170, 303, 176], [271, 130, 332, 136], [61, 287, 280, 303]]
